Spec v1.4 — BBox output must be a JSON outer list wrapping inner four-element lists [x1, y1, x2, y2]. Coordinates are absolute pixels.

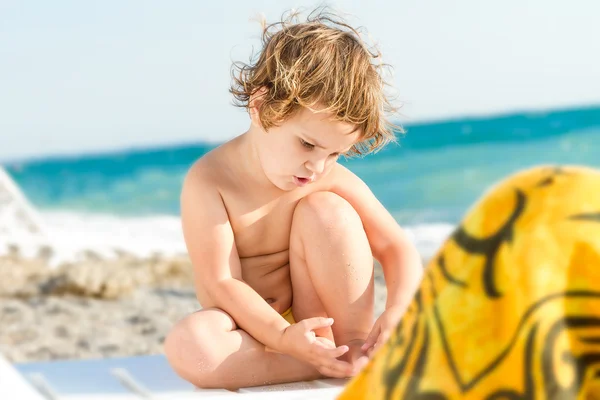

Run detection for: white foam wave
[[0, 211, 186, 266], [0, 209, 454, 266], [403, 223, 455, 261]]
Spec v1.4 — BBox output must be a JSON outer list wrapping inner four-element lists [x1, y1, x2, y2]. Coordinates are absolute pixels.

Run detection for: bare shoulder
[[320, 162, 377, 221], [323, 162, 403, 258], [182, 139, 237, 194], [180, 144, 233, 231], [180, 143, 243, 291], [324, 162, 370, 193], [180, 148, 228, 237], [180, 139, 240, 241]]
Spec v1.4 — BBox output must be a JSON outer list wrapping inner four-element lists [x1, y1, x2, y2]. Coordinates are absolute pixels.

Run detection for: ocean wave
[[0, 210, 453, 266]]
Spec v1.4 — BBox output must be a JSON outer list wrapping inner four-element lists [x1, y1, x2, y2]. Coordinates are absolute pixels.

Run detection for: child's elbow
[[203, 276, 240, 308]]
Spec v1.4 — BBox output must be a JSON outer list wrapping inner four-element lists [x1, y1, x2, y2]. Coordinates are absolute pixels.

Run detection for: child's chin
[[276, 179, 300, 191]]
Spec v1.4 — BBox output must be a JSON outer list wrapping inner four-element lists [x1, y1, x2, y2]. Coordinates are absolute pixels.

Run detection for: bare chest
[[221, 190, 301, 259]]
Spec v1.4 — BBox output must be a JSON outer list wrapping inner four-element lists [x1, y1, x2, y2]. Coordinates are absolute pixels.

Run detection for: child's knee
[[294, 191, 361, 230], [163, 310, 230, 387]]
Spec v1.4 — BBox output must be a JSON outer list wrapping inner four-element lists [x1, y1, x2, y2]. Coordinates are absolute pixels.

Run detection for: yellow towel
[[339, 165, 600, 399]]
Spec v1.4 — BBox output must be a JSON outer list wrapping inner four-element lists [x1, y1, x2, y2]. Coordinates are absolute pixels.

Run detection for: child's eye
[[300, 139, 314, 149]]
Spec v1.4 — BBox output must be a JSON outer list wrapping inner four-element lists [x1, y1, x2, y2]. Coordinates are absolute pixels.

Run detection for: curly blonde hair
[[230, 7, 402, 156]]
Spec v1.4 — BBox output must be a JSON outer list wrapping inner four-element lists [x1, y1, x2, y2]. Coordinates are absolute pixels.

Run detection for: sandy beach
[[0, 252, 390, 364]]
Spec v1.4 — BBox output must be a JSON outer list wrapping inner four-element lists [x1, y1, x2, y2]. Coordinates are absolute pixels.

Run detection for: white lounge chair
[[0, 354, 346, 399], [0, 167, 51, 260]]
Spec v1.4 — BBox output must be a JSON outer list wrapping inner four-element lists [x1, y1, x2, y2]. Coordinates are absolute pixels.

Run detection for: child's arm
[[180, 163, 353, 376], [180, 165, 290, 349], [330, 165, 423, 349]]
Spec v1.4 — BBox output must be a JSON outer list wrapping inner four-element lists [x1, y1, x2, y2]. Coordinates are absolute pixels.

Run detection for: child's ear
[[248, 87, 269, 129]]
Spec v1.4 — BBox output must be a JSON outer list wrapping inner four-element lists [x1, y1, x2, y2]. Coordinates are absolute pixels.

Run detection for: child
[[164, 7, 423, 390]]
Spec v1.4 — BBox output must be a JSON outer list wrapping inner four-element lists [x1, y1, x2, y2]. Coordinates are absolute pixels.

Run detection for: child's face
[[252, 105, 360, 191]]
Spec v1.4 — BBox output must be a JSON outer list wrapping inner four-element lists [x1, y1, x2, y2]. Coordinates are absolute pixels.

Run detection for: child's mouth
[[293, 176, 312, 186]]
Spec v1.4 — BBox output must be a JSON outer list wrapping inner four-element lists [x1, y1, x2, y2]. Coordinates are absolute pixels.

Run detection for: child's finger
[[320, 357, 355, 377], [315, 344, 349, 359], [376, 329, 391, 349], [361, 325, 379, 351], [318, 365, 353, 379], [302, 317, 334, 331], [314, 337, 336, 350], [352, 355, 370, 373], [367, 346, 375, 358]]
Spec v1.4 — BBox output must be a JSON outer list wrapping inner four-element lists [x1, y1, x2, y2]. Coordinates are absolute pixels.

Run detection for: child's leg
[[163, 308, 321, 389], [164, 191, 374, 389], [289, 191, 375, 364]]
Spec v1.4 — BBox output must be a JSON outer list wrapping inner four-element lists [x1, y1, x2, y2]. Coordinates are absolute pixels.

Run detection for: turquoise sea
[[2, 105, 600, 259]]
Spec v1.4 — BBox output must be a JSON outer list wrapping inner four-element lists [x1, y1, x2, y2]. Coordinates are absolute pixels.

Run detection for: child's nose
[[305, 157, 327, 174]]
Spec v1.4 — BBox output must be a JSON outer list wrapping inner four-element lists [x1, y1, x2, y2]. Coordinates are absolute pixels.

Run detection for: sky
[[1, 0, 599, 162]]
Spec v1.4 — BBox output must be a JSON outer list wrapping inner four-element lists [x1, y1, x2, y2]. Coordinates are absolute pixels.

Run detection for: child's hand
[[361, 305, 404, 357], [278, 317, 355, 378]]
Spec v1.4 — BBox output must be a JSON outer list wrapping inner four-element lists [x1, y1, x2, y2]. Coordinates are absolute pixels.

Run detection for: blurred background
[[2, 0, 600, 259], [1, 0, 599, 364]]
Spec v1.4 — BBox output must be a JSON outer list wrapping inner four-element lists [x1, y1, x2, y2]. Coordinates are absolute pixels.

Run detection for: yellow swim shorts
[[281, 307, 296, 324]]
